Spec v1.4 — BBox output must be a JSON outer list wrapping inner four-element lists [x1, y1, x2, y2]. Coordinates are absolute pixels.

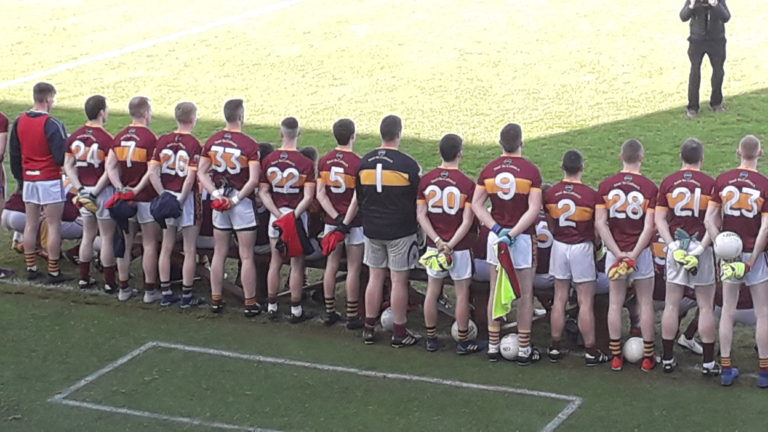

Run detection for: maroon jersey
[[535, 211, 552, 274], [318, 148, 361, 226], [476, 155, 542, 233], [597, 172, 658, 251], [66, 124, 113, 187], [259, 149, 315, 209], [202, 129, 260, 191], [112, 125, 158, 202], [544, 180, 599, 244], [0, 112, 8, 133], [417, 167, 476, 251], [150, 132, 201, 193], [710, 168, 768, 252], [657, 169, 714, 239]]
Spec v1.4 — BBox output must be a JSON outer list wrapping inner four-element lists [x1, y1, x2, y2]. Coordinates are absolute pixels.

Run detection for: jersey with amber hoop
[[356, 147, 420, 240], [417, 167, 476, 251], [202, 130, 260, 191], [709, 167, 768, 252], [476, 155, 542, 234], [318, 148, 361, 227], [597, 172, 658, 252], [112, 125, 158, 202], [657, 169, 714, 239], [65, 124, 113, 187], [259, 149, 315, 209], [150, 132, 201, 193], [544, 180, 600, 244]]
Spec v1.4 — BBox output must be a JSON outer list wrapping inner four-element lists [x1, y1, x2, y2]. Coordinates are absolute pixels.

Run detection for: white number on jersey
[[71, 140, 102, 168], [722, 186, 761, 218], [210, 145, 243, 175], [160, 149, 190, 177], [608, 189, 645, 220], [329, 166, 346, 194], [556, 198, 577, 228], [536, 219, 553, 249], [120, 140, 136, 168], [671, 187, 702, 217], [425, 185, 462, 216], [494, 172, 516, 200], [268, 166, 301, 194]]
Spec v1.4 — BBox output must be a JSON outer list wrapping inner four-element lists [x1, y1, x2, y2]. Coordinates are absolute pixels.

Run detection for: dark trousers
[[687, 38, 726, 111]]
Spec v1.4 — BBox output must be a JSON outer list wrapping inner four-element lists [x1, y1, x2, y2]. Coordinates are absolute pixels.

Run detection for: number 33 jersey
[[417, 167, 475, 250], [709, 167, 768, 252], [150, 132, 201, 193], [476, 155, 542, 234], [201, 130, 260, 191], [259, 149, 315, 209], [656, 169, 714, 239], [597, 172, 658, 252]]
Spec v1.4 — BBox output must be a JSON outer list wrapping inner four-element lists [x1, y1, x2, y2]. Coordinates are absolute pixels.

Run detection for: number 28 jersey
[[65, 124, 113, 187], [150, 132, 201, 193], [476, 155, 542, 234], [417, 167, 475, 250], [656, 169, 714, 239], [597, 172, 658, 252], [259, 149, 315, 209], [709, 167, 768, 252], [201, 130, 260, 191]]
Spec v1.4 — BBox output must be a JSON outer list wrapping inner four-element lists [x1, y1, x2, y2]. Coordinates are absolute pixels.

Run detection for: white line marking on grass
[[0, 0, 305, 90], [49, 341, 583, 432]]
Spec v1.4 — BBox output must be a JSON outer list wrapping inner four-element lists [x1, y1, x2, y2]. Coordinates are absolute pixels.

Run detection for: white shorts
[[550, 240, 597, 283], [323, 224, 364, 246], [486, 232, 533, 270], [606, 248, 654, 283], [423, 247, 473, 281], [166, 192, 196, 229], [715, 306, 757, 327], [533, 273, 554, 293], [213, 193, 256, 231], [23, 179, 65, 205], [1, 209, 26, 233], [739, 252, 768, 287], [666, 242, 716, 287], [135, 202, 155, 225], [268, 207, 308, 239], [79, 186, 114, 220]]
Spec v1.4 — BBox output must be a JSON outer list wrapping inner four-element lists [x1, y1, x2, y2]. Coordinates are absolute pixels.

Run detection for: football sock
[[586, 345, 598, 356], [47, 258, 60, 276], [364, 317, 377, 330], [25, 252, 37, 270], [212, 294, 223, 303], [518, 329, 531, 349], [643, 340, 654, 358], [457, 328, 469, 342], [721, 356, 732, 370], [703, 342, 715, 364], [759, 357, 768, 372], [393, 323, 406, 339], [245, 297, 256, 307], [104, 265, 117, 288], [346, 300, 359, 319], [268, 295, 277, 305], [182, 285, 193, 299], [683, 323, 697, 340], [426, 326, 437, 339], [268, 302, 278, 313], [120, 280, 130, 290], [609, 339, 622, 358], [324, 296, 335, 314], [160, 281, 172, 296], [79, 261, 90, 281], [290, 301, 302, 317], [144, 282, 158, 292], [550, 339, 561, 350], [662, 338, 674, 360], [488, 329, 501, 353]]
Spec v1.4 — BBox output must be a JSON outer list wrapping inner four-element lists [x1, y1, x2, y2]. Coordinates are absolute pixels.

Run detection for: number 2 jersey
[[544, 180, 600, 244], [318, 148, 361, 226], [150, 132, 201, 193], [597, 172, 658, 252], [476, 155, 542, 234], [112, 124, 158, 201], [709, 167, 768, 252], [201, 129, 260, 191], [417, 167, 475, 250], [656, 169, 714, 239], [65, 123, 113, 187], [259, 149, 315, 209]]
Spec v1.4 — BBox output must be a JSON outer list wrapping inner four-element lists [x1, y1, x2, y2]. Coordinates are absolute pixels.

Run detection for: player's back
[[260, 149, 315, 209], [417, 167, 475, 250], [712, 167, 768, 252], [66, 124, 113, 187], [113, 125, 158, 201], [152, 132, 201, 193], [544, 180, 599, 244], [203, 130, 260, 191], [15, 111, 66, 181], [657, 169, 714, 238], [477, 155, 541, 234], [598, 171, 658, 251], [318, 148, 361, 225]]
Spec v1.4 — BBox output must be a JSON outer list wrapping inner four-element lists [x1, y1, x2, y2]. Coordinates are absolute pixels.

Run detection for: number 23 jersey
[[709, 167, 768, 252], [597, 172, 658, 252], [476, 155, 542, 234]]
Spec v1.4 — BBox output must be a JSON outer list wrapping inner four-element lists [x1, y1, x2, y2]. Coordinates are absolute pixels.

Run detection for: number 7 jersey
[[709, 167, 768, 252], [597, 172, 658, 252]]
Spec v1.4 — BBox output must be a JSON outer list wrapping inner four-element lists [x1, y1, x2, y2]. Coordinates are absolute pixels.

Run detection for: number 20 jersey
[[258, 149, 315, 209], [709, 167, 768, 252], [201, 130, 260, 191], [476, 155, 542, 234], [656, 169, 714, 239], [150, 132, 201, 193], [597, 172, 658, 252], [112, 125, 158, 201], [417, 167, 475, 250]]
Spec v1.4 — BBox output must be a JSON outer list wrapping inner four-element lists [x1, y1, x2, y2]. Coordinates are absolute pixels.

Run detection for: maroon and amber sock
[[518, 329, 531, 349], [144, 282, 158, 293], [346, 300, 359, 319], [662, 338, 675, 361], [489, 329, 501, 347], [244, 297, 256, 307], [119, 280, 130, 290], [324, 296, 336, 314], [457, 328, 469, 342], [393, 323, 406, 339], [212, 294, 223, 303], [79, 261, 90, 281], [103, 265, 117, 289], [586, 345, 598, 357], [759, 357, 768, 372], [643, 340, 654, 359], [25, 252, 37, 270], [721, 356, 732, 370], [426, 326, 437, 339], [364, 317, 377, 331], [47, 258, 60, 276], [550, 339, 561, 350], [609, 339, 622, 358]]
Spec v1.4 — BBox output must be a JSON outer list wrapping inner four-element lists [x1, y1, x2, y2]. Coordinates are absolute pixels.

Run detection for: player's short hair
[[561, 149, 584, 175], [223, 99, 244, 123], [33, 82, 56, 103], [281, 117, 300, 140], [620, 138, 644, 164], [439, 134, 463, 162], [175, 102, 197, 124], [380, 115, 402, 142], [84, 95, 107, 121], [333, 118, 355, 146], [128, 96, 151, 118], [259, 142, 275, 160], [499, 123, 523, 153], [739, 135, 762, 160], [299, 146, 318, 162], [680, 138, 704, 164]]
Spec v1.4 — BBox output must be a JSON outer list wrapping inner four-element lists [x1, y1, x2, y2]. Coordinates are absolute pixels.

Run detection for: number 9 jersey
[[150, 131, 201, 192], [476, 155, 542, 233], [656, 168, 714, 239], [709, 167, 768, 252], [597, 172, 658, 251]]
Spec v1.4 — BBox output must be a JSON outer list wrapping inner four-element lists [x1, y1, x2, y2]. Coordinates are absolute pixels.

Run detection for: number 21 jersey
[[656, 169, 714, 239], [709, 167, 768, 252], [597, 172, 658, 252], [476, 155, 542, 234]]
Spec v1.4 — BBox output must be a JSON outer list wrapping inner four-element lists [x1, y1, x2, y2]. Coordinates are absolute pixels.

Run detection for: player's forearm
[[92, 173, 111, 195], [342, 195, 358, 226], [178, 171, 197, 202], [630, 215, 656, 259], [416, 205, 440, 243], [259, 185, 281, 218], [596, 210, 622, 256], [704, 206, 722, 241], [749, 216, 768, 263], [654, 209, 675, 245], [64, 157, 83, 190], [315, 182, 339, 219], [0, 133, 8, 162], [238, 165, 261, 200], [106, 151, 123, 189], [132, 171, 151, 195], [509, 208, 539, 238], [148, 164, 164, 195], [293, 185, 316, 216], [447, 207, 474, 250]]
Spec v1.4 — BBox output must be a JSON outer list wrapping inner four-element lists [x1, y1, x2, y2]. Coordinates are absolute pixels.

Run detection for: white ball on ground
[[451, 320, 478, 342], [623, 337, 644, 363], [500, 333, 519, 360], [714, 231, 743, 261], [380, 307, 394, 332]]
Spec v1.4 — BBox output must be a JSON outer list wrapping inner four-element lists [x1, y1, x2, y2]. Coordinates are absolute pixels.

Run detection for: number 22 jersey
[[259, 149, 315, 209]]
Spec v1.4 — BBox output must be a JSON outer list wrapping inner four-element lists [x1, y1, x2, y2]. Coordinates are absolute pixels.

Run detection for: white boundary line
[[49, 341, 583, 432], [0, 0, 305, 90]]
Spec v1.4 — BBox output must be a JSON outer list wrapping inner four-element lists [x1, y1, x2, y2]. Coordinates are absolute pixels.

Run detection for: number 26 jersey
[[597, 172, 658, 252], [709, 167, 768, 253]]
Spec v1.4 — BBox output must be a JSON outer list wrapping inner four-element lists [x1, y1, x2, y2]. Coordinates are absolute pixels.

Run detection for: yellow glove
[[672, 249, 689, 266], [721, 262, 747, 280], [75, 193, 99, 213]]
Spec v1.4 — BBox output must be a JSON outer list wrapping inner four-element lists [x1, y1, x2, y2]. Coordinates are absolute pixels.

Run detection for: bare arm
[[148, 162, 164, 195], [595, 206, 623, 258], [258, 183, 281, 218], [342, 193, 358, 226], [748, 214, 768, 267], [654, 207, 675, 246], [446, 204, 475, 251], [508, 189, 542, 237], [629, 210, 656, 260], [92, 172, 112, 196], [106, 149, 123, 190], [0, 132, 7, 163], [416, 202, 440, 244], [63, 155, 83, 191], [178, 170, 197, 203], [315, 178, 340, 220], [293, 183, 316, 217], [470, 186, 496, 229], [704, 204, 722, 243], [197, 158, 216, 195], [237, 162, 261, 200]]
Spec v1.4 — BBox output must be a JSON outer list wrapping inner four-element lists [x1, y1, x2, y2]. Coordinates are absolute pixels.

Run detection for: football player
[[705, 135, 768, 387], [544, 150, 608, 366], [258, 117, 316, 323], [595, 139, 658, 372], [108, 96, 161, 302], [198, 99, 261, 317], [8, 83, 70, 282], [148, 102, 203, 308], [416, 133, 480, 354], [63, 95, 116, 292], [471, 123, 543, 364], [655, 138, 717, 374], [316, 118, 364, 328]]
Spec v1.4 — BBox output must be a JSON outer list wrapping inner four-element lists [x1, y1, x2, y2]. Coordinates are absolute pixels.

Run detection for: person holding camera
[[681, 0, 731, 118]]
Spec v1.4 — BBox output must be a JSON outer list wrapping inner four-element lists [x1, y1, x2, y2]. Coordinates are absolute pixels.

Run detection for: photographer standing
[[681, 0, 730, 118]]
